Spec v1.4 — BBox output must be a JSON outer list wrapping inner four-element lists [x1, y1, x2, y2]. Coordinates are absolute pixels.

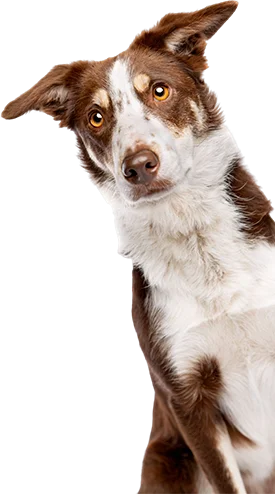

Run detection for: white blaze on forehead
[[93, 88, 110, 109], [133, 73, 150, 93], [108, 58, 143, 114], [108, 58, 150, 166]]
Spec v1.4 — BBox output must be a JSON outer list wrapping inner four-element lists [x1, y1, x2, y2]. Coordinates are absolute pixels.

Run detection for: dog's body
[[3, 2, 275, 492], [130, 127, 275, 493]]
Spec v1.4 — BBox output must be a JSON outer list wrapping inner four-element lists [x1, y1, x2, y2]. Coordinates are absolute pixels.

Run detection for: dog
[[2, 2, 275, 492]]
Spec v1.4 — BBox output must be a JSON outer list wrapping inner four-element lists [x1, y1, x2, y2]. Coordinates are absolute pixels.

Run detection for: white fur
[[92, 57, 275, 488]]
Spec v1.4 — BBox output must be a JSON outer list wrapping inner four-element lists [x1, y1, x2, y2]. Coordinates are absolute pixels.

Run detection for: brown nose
[[122, 149, 159, 185]]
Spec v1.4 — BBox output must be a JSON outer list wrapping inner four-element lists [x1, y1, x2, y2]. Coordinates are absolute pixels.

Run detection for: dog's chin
[[121, 179, 175, 205]]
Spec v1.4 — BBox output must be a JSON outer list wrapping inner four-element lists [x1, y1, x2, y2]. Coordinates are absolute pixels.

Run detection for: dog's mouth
[[123, 178, 174, 203]]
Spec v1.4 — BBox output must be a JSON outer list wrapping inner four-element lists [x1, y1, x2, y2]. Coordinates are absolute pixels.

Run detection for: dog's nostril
[[128, 168, 138, 177], [122, 163, 138, 178]]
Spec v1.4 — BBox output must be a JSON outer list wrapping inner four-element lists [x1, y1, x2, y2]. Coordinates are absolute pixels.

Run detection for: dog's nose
[[122, 149, 159, 185]]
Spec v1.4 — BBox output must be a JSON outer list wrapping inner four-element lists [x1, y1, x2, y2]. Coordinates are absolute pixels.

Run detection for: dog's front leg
[[170, 396, 247, 494]]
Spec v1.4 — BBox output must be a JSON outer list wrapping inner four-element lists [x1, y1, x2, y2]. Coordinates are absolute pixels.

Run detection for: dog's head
[[2, 2, 238, 205]]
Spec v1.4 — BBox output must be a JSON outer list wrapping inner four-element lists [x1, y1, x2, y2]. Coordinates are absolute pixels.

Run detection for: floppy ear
[[2, 61, 88, 128], [133, 1, 238, 76]]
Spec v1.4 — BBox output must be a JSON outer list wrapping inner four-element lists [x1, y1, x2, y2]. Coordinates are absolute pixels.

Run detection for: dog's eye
[[153, 85, 169, 101], [89, 111, 104, 128]]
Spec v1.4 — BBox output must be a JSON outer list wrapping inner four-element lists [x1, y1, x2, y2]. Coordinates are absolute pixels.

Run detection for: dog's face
[[2, 1, 238, 205], [76, 50, 200, 203]]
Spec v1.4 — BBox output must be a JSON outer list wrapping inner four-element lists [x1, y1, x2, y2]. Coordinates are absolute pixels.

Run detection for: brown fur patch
[[127, 2, 237, 134], [139, 392, 197, 494], [2, 57, 118, 181], [131, 2, 238, 78], [127, 46, 223, 135], [127, 178, 174, 202], [178, 356, 223, 414], [226, 159, 275, 244]]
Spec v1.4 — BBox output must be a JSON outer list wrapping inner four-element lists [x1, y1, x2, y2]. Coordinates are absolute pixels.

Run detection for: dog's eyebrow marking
[[93, 89, 110, 109], [133, 73, 150, 93]]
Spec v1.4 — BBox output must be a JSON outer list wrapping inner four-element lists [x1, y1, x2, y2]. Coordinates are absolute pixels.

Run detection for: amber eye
[[89, 111, 104, 128], [153, 85, 169, 101]]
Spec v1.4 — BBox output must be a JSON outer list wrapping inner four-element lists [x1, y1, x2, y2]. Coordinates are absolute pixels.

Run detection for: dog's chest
[[150, 237, 275, 408], [128, 216, 275, 325], [130, 222, 275, 480], [118, 204, 275, 479], [153, 269, 275, 482]]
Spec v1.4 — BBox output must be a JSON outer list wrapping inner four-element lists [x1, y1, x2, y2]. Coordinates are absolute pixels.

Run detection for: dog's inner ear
[[133, 1, 238, 75], [2, 61, 89, 128]]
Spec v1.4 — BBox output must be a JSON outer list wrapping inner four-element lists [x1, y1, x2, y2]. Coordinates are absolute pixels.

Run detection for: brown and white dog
[[2, 2, 275, 493]]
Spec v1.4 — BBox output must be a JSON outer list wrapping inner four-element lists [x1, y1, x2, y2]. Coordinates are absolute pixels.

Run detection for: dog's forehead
[[84, 49, 183, 112], [78, 56, 143, 118], [108, 58, 144, 113], [107, 51, 163, 94]]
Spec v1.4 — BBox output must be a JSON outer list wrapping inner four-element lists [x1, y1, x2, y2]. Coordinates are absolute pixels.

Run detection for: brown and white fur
[[2, 2, 275, 492]]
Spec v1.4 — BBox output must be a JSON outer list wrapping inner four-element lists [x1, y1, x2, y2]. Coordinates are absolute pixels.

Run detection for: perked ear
[[2, 61, 88, 127], [133, 1, 238, 76]]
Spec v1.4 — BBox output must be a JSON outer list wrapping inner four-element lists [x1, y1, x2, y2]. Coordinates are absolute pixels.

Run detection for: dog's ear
[[2, 61, 89, 128], [133, 1, 238, 76]]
